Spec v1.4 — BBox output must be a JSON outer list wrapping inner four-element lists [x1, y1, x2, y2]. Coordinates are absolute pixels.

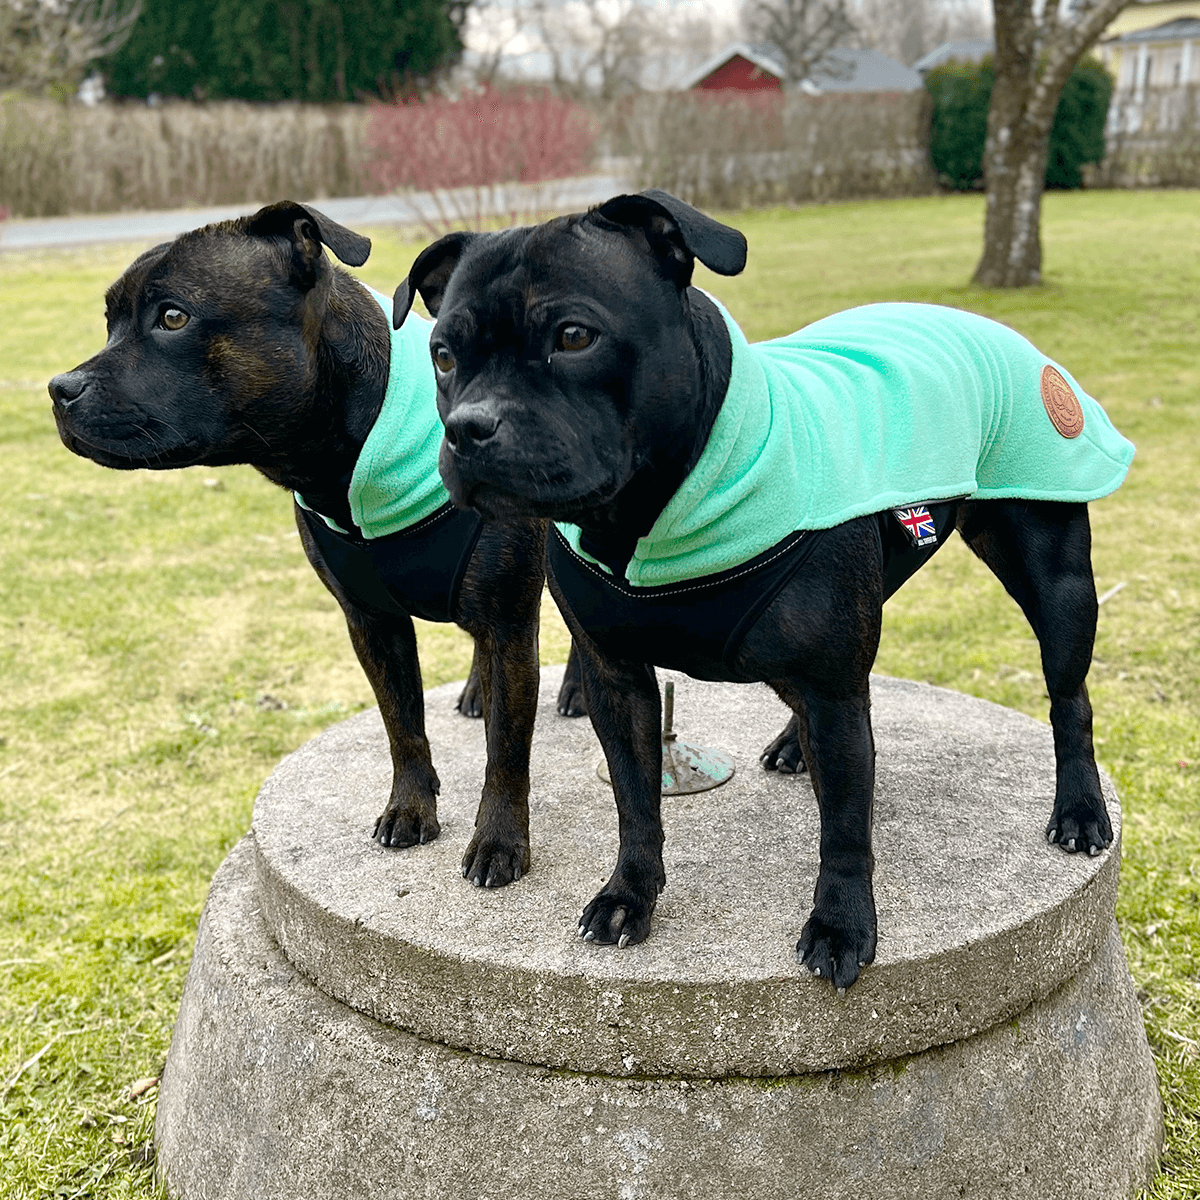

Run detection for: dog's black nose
[[48, 370, 89, 409], [443, 405, 500, 451]]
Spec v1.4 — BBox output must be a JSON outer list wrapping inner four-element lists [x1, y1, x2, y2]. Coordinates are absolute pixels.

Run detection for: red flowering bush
[[365, 85, 597, 231]]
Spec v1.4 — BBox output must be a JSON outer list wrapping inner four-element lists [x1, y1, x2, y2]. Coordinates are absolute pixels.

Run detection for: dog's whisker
[[239, 419, 273, 450]]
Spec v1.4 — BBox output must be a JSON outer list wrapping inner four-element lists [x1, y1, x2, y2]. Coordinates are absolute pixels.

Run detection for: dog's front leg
[[455, 520, 546, 887], [298, 510, 441, 847], [337, 603, 443, 847], [457, 622, 539, 887], [577, 649, 665, 948], [778, 681, 878, 991]]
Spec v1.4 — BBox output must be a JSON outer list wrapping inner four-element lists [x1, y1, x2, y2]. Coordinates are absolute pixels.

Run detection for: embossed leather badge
[[1040, 364, 1084, 439]]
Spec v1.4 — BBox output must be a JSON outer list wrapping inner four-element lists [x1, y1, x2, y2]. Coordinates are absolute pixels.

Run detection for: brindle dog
[[49, 201, 580, 888]]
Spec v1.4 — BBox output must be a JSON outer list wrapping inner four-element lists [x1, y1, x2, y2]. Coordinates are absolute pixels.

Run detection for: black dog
[[49, 201, 581, 888], [392, 190, 1134, 989]]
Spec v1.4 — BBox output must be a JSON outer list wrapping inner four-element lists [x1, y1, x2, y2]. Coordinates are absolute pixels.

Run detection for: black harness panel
[[300, 501, 484, 625], [548, 501, 959, 679]]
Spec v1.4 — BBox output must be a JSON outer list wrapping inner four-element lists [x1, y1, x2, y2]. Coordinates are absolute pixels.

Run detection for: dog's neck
[[255, 271, 389, 527], [575, 288, 732, 578]]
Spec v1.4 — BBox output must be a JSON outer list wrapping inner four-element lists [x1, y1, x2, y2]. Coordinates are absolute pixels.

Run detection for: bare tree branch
[[524, 0, 651, 98], [852, 0, 991, 67], [741, 0, 857, 86], [0, 0, 141, 94]]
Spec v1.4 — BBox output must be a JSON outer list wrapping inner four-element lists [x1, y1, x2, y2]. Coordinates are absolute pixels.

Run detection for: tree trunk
[[973, 42, 1054, 285], [972, 0, 1133, 288]]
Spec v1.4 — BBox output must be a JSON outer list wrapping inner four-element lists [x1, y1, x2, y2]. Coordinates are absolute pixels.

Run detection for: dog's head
[[49, 202, 371, 470], [393, 190, 746, 522]]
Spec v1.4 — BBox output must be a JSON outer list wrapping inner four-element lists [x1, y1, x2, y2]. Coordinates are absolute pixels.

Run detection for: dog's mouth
[[443, 452, 621, 524], [57, 421, 208, 471]]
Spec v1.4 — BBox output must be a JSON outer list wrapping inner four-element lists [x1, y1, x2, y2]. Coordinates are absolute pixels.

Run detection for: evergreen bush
[[925, 56, 1113, 190]]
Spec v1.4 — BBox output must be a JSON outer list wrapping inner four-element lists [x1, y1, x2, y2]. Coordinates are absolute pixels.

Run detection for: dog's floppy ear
[[246, 201, 371, 289], [593, 190, 747, 286], [392, 232, 476, 328]]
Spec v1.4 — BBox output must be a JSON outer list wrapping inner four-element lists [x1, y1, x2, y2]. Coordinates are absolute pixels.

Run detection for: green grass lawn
[[1, 190, 1197, 1198]]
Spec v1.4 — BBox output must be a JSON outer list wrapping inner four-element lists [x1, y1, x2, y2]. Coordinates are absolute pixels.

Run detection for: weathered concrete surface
[[157, 836, 1161, 1200], [253, 669, 1123, 1076]]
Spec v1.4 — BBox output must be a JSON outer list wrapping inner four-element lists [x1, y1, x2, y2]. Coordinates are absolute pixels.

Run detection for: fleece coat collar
[[298, 286, 446, 539]]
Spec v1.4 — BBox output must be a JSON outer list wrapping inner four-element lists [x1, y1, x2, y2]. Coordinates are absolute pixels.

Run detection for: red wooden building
[[680, 43, 922, 95]]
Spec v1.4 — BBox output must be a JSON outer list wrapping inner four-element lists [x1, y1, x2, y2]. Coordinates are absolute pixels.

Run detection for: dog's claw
[[1046, 801, 1112, 856], [460, 829, 530, 889], [373, 803, 440, 851], [578, 886, 656, 948]]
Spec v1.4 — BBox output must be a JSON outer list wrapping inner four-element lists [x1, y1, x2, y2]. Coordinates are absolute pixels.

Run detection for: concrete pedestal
[[156, 669, 1161, 1199]]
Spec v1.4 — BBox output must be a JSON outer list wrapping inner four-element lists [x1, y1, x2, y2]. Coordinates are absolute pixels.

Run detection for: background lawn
[[1, 190, 1197, 1198]]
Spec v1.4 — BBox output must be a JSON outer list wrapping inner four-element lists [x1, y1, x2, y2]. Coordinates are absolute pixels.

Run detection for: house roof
[[679, 42, 922, 93], [1105, 16, 1200, 42], [678, 41, 785, 89], [912, 39, 995, 73]]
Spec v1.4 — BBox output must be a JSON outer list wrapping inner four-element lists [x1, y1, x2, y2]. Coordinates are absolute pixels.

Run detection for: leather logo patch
[[1040, 364, 1084, 439]]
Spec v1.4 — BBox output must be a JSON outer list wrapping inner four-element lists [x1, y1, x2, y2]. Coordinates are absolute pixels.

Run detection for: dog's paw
[[456, 674, 484, 719], [373, 802, 441, 849], [1046, 797, 1113, 857], [556, 675, 587, 718], [578, 887, 656, 949], [797, 912, 876, 992], [760, 717, 806, 775], [461, 832, 530, 888]]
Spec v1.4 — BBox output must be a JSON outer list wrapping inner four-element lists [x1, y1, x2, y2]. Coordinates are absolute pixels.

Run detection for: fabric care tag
[[893, 505, 939, 547], [1041, 364, 1085, 439]]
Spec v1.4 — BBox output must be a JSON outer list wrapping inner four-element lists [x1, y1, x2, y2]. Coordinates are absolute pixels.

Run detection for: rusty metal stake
[[598, 680, 735, 795]]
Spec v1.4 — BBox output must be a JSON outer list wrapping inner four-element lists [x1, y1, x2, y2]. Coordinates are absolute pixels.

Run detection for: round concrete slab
[[253, 669, 1122, 1077], [156, 836, 1161, 1200]]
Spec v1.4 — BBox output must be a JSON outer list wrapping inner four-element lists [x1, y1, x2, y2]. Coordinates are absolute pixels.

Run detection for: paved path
[[0, 174, 630, 252]]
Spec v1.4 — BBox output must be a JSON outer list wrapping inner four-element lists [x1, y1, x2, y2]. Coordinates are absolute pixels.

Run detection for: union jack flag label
[[893, 505, 938, 547]]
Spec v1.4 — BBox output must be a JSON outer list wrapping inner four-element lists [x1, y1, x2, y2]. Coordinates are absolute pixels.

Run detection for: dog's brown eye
[[557, 325, 594, 353], [432, 345, 456, 374], [160, 307, 189, 331]]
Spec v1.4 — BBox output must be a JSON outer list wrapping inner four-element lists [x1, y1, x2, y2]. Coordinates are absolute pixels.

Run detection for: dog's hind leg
[[958, 499, 1111, 855], [556, 640, 588, 718], [759, 712, 807, 774], [456, 652, 485, 718]]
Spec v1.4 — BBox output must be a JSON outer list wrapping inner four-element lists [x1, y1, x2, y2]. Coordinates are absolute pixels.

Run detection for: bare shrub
[[365, 85, 597, 232], [622, 89, 935, 209], [1094, 86, 1200, 189], [0, 99, 368, 217]]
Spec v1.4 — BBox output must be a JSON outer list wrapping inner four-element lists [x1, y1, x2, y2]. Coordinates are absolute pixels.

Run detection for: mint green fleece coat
[[298, 287, 446, 537], [560, 300, 1134, 587]]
